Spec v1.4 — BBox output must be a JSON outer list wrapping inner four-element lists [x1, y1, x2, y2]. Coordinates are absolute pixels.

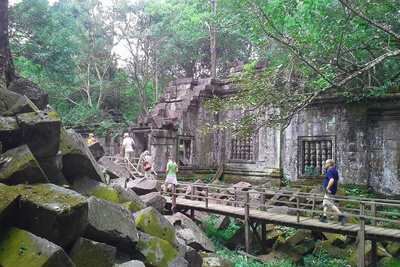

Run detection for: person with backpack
[[163, 156, 178, 196]]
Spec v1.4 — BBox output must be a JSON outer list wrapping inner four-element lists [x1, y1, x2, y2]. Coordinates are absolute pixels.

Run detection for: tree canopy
[[3, 0, 400, 136]]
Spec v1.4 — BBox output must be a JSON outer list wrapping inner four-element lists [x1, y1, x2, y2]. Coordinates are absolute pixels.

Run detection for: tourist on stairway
[[319, 159, 347, 225], [121, 132, 135, 171]]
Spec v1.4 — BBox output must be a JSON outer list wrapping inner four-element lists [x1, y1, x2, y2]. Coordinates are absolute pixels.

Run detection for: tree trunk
[[0, 0, 16, 88], [210, 0, 217, 79]]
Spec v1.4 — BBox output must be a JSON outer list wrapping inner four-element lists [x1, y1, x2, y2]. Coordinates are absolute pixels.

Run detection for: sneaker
[[339, 215, 347, 225], [319, 216, 327, 223]]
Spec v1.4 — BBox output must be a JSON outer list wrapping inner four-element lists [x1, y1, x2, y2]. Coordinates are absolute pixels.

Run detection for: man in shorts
[[121, 133, 135, 171], [319, 159, 346, 225]]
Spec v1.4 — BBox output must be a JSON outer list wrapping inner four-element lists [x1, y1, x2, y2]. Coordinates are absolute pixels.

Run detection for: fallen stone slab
[[0, 87, 38, 116], [15, 183, 88, 248], [259, 246, 303, 266], [99, 156, 130, 179], [84, 197, 139, 250], [134, 207, 178, 249], [17, 111, 61, 158], [0, 116, 21, 153], [131, 178, 161, 195], [60, 129, 105, 183], [139, 192, 166, 213], [88, 141, 105, 161], [214, 215, 230, 231], [201, 252, 233, 267], [184, 245, 203, 267], [0, 144, 48, 185], [134, 232, 187, 267], [36, 151, 69, 186], [165, 212, 215, 252], [0, 183, 20, 225], [313, 240, 350, 259], [68, 237, 116, 267], [0, 227, 74, 267], [286, 230, 313, 246], [116, 260, 146, 267], [227, 181, 251, 195], [10, 77, 48, 110]]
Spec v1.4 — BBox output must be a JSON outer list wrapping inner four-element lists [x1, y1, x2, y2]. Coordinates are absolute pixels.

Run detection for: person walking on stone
[[142, 150, 153, 179], [163, 156, 178, 196], [121, 133, 135, 171], [87, 133, 97, 145], [319, 159, 346, 225]]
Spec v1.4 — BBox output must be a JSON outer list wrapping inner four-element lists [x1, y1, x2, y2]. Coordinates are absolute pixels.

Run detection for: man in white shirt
[[121, 133, 135, 170]]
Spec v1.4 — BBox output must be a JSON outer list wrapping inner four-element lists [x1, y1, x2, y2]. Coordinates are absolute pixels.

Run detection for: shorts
[[165, 175, 178, 185], [322, 193, 336, 207], [124, 151, 134, 161]]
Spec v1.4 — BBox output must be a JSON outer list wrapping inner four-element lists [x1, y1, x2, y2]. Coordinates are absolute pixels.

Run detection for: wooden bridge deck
[[166, 197, 400, 242]]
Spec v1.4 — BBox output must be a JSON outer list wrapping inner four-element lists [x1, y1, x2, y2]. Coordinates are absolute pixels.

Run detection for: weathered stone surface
[[0, 227, 74, 267], [116, 260, 146, 267], [184, 179, 204, 200], [15, 183, 87, 248], [214, 215, 230, 231], [68, 237, 116, 267], [184, 245, 203, 267], [386, 241, 400, 256], [99, 156, 130, 179], [201, 253, 233, 267], [264, 229, 284, 247], [227, 181, 251, 195], [314, 240, 349, 259], [0, 184, 20, 225], [0, 116, 21, 152], [274, 236, 286, 250], [134, 207, 178, 249], [84, 197, 139, 249], [139, 192, 165, 213], [36, 152, 69, 186], [88, 141, 105, 161], [60, 129, 105, 182], [0, 144, 48, 185], [294, 239, 315, 255], [165, 212, 215, 252], [16, 111, 61, 158], [10, 77, 48, 110], [0, 87, 38, 116], [131, 178, 161, 195], [226, 225, 248, 250], [323, 232, 347, 246], [259, 246, 303, 266], [286, 230, 313, 246], [135, 232, 187, 267]]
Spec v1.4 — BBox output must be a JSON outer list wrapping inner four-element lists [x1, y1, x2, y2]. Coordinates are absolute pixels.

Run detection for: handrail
[[168, 182, 400, 230]]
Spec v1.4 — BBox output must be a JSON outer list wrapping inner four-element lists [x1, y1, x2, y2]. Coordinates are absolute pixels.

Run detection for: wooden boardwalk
[[165, 196, 400, 242]]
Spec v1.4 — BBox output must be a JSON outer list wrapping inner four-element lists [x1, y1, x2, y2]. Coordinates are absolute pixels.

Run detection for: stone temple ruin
[[124, 61, 400, 197]]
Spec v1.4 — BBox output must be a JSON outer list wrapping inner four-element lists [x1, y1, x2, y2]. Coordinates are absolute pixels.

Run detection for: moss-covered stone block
[[274, 236, 286, 250], [68, 237, 116, 267], [378, 255, 400, 267], [314, 240, 349, 259], [0, 144, 48, 185], [264, 229, 284, 247], [14, 183, 88, 248], [347, 240, 372, 266], [0, 227, 74, 267], [286, 230, 313, 246], [124, 201, 145, 213], [386, 241, 400, 256], [0, 184, 20, 225], [136, 232, 187, 267], [295, 239, 315, 255], [0, 116, 21, 153], [323, 232, 348, 246], [134, 207, 177, 249]]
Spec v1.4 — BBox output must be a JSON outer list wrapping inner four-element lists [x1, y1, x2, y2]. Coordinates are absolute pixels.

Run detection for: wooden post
[[296, 197, 300, 223], [311, 197, 316, 218], [371, 202, 377, 267], [172, 184, 177, 214], [260, 191, 266, 248], [234, 186, 237, 207], [190, 185, 195, 217], [357, 202, 365, 267], [245, 191, 250, 254], [205, 185, 209, 208]]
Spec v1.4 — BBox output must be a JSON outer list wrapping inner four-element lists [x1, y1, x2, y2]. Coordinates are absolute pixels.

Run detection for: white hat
[[124, 133, 129, 137], [89, 133, 94, 136]]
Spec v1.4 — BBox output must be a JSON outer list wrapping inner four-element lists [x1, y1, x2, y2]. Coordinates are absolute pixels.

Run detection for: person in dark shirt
[[319, 159, 346, 225]]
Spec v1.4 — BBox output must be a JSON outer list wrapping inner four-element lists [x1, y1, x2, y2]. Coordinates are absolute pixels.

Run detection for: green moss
[[88, 187, 121, 204], [136, 238, 179, 267], [135, 210, 176, 248], [0, 228, 51, 266], [46, 111, 60, 120], [0, 184, 20, 214], [14, 184, 86, 209], [124, 201, 145, 213]]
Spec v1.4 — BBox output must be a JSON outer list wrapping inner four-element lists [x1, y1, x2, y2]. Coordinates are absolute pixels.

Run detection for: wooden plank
[[213, 164, 224, 181]]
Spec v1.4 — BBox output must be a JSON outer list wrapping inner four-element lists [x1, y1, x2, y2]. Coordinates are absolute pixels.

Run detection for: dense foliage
[[7, 0, 400, 137]]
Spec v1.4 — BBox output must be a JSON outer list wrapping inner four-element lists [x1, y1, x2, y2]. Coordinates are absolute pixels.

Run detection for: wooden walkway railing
[[164, 182, 400, 267]]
